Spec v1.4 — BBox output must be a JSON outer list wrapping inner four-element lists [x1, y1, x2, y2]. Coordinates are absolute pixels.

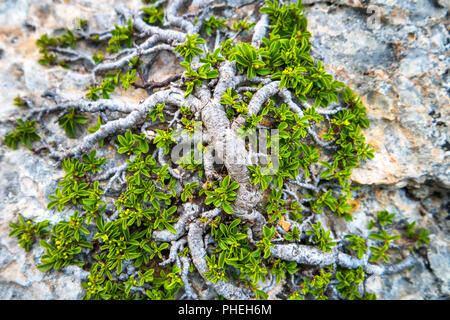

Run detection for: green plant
[[177, 151, 204, 177], [230, 42, 270, 79], [174, 34, 206, 63], [220, 88, 239, 106], [271, 259, 298, 284], [335, 266, 375, 300], [292, 268, 332, 300], [38, 211, 93, 271], [58, 108, 88, 138], [107, 18, 134, 53], [181, 118, 202, 137], [200, 48, 225, 66], [369, 229, 400, 263], [92, 51, 103, 64], [305, 222, 336, 252], [36, 30, 77, 66], [120, 69, 138, 91], [153, 206, 179, 234], [142, 6, 164, 26], [368, 210, 396, 229], [283, 226, 301, 241], [248, 165, 273, 190], [148, 103, 166, 122], [14, 95, 26, 107], [406, 221, 430, 247], [232, 20, 255, 32], [181, 181, 198, 202], [204, 176, 240, 214], [344, 234, 367, 259], [256, 225, 276, 259], [9, 215, 50, 251], [205, 254, 228, 283], [153, 128, 175, 154], [81, 150, 107, 173], [203, 16, 227, 36], [4, 119, 40, 149], [153, 264, 184, 293], [180, 61, 219, 97]]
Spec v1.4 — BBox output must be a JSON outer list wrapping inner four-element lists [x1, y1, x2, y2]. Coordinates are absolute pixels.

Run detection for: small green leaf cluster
[[265, 189, 303, 228], [38, 211, 93, 271], [74, 18, 88, 30], [181, 181, 198, 202], [181, 117, 202, 138], [86, 67, 139, 101], [180, 61, 219, 98], [220, 88, 250, 118], [47, 151, 107, 217], [142, 6, 164, 26], [369, 228, 400, 263], [336, 267, 376, 300], [203, 176, 240, 214], [248, 165, 273, 190], [232, 20, 256, 32], [406, 221, 430, 247], [368, 231, 400, 263], [36, 30, 77, 67], [92, 51, 103, 64], [58, 107, 88, 138], [117, 130, 151, 155], [229, 42, 270, 79], [368, 210, 395, 229], [9, 215, 50, 251], [107, 18, 134, 53], [14, 95, 26, 107], [290, 268, 332, 300], [148, 103, 166, 122], [175, 34, 206, 63], [256, 225, 276, 259], [4, 119, 40, 149], [203, 16, 227, 36], [344, 234, 367, 259], [175, 34, 221, 97], [153, 128, 176, 154], [270, 259, 298, 284], [365, 210, 403, 263], [199, 47, 225, 66], [305, 221, 336, 252], [205, 217, 294, 295]]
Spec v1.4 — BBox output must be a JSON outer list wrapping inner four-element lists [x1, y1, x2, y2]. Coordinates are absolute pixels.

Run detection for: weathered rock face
[[305, 0, 449, 189], [0, 0, 448, 299], [304, 0, 449, 299]]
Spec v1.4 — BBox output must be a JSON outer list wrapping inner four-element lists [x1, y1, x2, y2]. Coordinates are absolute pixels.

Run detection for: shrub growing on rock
[[5, 0, 428, 300]]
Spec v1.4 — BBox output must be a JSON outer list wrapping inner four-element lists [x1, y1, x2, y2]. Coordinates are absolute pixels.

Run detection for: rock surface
[[304, 0, 449, 299], [0, 0, 448, 299]]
